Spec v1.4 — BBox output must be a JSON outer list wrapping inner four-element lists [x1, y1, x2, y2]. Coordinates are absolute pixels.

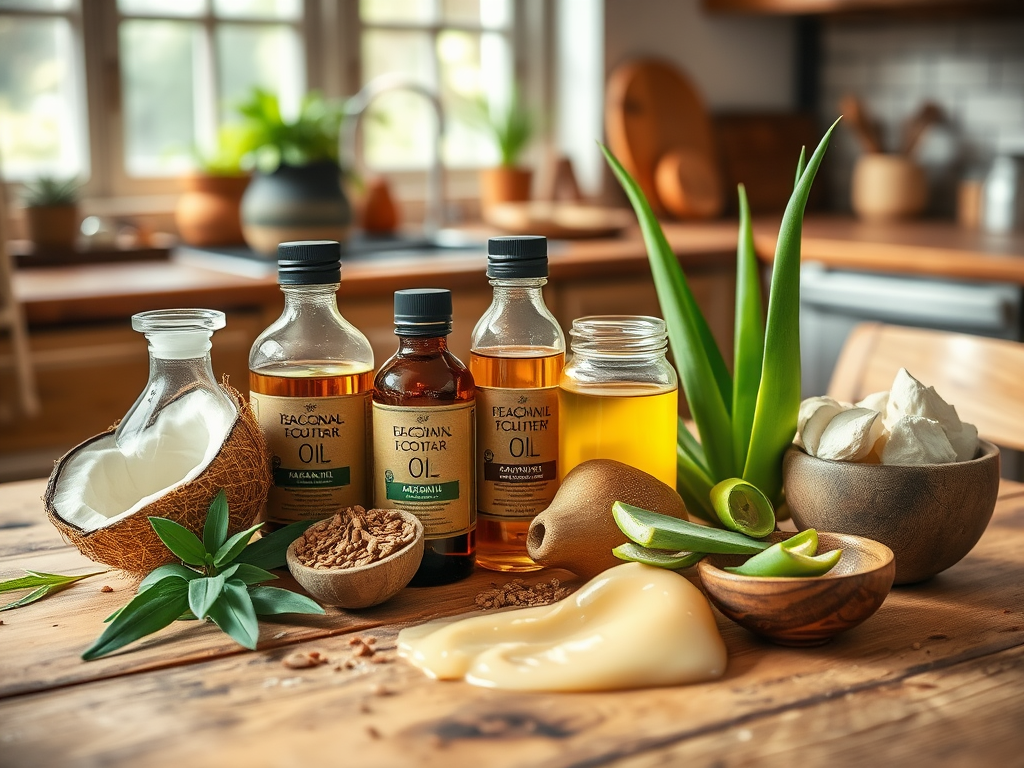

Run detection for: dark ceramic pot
[[240, 160, 351, 256]]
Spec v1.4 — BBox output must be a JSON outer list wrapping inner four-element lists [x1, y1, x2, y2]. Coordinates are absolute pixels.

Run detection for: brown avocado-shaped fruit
[[527, 459, 688, 579]]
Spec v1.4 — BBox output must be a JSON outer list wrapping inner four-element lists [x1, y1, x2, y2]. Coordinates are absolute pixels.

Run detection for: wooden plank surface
[[1, 478, 1024, 765]]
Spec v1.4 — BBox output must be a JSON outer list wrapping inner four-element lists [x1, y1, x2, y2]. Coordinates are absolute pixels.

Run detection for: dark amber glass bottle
[[372, 289, 476, 586]]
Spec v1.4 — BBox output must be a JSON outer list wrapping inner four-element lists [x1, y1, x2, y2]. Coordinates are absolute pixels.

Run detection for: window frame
[[2, 0, 550, 213]]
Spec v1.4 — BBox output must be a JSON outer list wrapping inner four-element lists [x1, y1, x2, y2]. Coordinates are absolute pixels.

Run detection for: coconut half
[[45, 384, 271, 573]]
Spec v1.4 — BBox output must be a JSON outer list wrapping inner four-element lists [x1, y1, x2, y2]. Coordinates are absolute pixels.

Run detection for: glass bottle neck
[[397, 334, 450, 355], [281, 283, 341, 312], [488, 277, 548, 305]]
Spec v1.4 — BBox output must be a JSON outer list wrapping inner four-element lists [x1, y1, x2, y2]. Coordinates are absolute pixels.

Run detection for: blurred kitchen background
[[2, 0, 1024, 481]]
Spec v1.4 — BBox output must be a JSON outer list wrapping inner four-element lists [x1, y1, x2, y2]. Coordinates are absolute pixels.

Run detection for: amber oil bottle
[[470, 236, 565, 572], [249, 241, 374, 530], [373, 288, 476, 586]]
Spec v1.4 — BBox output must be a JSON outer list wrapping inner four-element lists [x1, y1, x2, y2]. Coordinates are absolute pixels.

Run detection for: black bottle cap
[[487, 235, 548, 278], [394, 288, 453, 336], [277, 240, 342, 285]]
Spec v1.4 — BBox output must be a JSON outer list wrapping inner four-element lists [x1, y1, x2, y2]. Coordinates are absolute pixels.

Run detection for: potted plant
[[22, 177, 80, 251], [175, 124, 253, 247], [235, 88, 349, 256], [469, 88, 535, 212]]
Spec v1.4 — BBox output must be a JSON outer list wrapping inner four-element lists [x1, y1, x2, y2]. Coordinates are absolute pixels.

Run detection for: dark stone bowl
[[783, 440, 1000, 585]]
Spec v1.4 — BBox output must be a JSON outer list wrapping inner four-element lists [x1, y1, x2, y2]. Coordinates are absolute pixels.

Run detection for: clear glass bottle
[[249, 241, 374, 529], [470, 236, 565, 572], [117, 308, 237, 459], [559, 316, 678, 487], [373, 289, 477, 586]]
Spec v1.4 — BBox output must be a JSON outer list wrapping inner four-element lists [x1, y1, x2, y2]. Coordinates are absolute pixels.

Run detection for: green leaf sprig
[[0, 570, 105, 612], [600, 119, 838, 521], [83, 490, 322, 661]]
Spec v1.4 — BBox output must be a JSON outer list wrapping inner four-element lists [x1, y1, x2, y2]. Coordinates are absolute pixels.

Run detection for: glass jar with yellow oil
[[558, 316, 677, 487]]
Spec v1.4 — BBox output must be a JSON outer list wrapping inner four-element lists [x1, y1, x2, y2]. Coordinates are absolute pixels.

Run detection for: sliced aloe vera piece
[[710, 478, 776, 538], [612, 502, 771, 554], [725, 530, 841, 577], [611, 542, 704, 570]]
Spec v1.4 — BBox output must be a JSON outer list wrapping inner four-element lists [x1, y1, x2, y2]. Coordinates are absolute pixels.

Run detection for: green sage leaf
[[613, 501, 771, 554], [213, 522, 264, 568], [234, 519, 317, 570], [82, 577, 190, 661], [148, 517, 208, 566], [206, 580, 259, 649], [137, 564, 200, 595], [231, 564, 278, 585], [203, 490, 229, 555], [0, 570, 104, 594], [188, 574, 227, 620], [0, 586, 49, 612], [248, 585, 325, 616]]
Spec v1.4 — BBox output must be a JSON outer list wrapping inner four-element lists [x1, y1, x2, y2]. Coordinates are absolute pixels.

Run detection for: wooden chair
[[828, 322, 1024, 453], [0, 178, 40, 421]]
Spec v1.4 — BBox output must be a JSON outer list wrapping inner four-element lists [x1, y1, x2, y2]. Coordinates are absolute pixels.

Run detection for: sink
[[174, 230, 485, 277]]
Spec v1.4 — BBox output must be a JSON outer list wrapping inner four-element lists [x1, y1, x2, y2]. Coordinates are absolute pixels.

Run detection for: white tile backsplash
[[820, 17, 1024, 216]]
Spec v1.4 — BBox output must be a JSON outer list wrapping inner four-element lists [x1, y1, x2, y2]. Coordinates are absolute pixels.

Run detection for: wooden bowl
[[285, 511, 424, 609], [697, 532, 895, 647], [783, 440, 1000, 585]]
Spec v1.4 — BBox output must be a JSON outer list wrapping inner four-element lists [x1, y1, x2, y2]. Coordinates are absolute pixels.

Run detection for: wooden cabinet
[[704, 0, 1021, 15]]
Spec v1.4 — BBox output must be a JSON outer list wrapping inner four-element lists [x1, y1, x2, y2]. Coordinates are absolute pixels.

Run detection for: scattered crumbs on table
[[52, 624, 58, 628], [0, 620, 4, 626], [282, 649, 327, 669], [100, 585, 114, 593], [474, 578, 573, 610]]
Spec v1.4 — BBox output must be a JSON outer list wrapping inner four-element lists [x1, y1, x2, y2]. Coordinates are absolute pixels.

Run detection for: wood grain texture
[[0, 479, 1023, 766], [828, 323, 1024, 453]]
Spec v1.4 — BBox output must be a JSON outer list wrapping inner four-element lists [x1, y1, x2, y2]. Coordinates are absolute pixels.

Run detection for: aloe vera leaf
[[613, 502, 770, 554], [612, 542, 704, 570], [730, 185, 765, 474], [725, 535, 841, 577], [783, 527, 818, 556], [743, 119, 840, 501], [677, 446, 717, 524], [710, 478, 775, 538], [794, 145, 807, 190], [677, 417, 711, 477], [601, 143, 736, 480]]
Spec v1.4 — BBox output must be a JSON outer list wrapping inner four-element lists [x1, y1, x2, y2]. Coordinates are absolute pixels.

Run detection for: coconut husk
[[44, 384, 271, 573], [526, 459, 687, 579]]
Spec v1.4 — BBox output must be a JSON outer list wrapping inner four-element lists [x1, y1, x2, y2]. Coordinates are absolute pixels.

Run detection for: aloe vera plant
[[601, 119, 838, 522]]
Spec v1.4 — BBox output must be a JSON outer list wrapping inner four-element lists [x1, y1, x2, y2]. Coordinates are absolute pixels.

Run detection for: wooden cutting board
[[605, 58, 719, 216], [483, 202, 633, 240]]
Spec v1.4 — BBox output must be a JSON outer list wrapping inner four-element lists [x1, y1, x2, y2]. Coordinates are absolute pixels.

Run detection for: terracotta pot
[[25, 205, 79, 250], [361, 177, 399, 234], [479, 166, 532, 212], [241, 160, 352, 256], [851, 153, 927, 221], [175, 173, 249, 247]]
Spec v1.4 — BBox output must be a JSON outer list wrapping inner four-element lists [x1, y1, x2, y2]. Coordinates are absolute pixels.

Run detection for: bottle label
[[372, 400, 476, 540], [476, 386, 559, 520], [249, 391, 370, 524]]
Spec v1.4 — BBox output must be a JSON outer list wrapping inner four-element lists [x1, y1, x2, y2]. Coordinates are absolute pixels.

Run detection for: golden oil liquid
[[558, 382, 678, 488], [250, 362, 374, 530], [470, 347, 564, 572]]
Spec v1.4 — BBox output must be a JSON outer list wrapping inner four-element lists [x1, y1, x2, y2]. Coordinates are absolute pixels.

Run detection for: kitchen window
[[0, 0, 539, 203]]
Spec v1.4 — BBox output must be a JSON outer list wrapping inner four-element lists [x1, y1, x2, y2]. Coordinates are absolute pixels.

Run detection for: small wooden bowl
[[784, 440, 1000, 584], [286, 511, 424, 610], [697, 531, 895, 647]]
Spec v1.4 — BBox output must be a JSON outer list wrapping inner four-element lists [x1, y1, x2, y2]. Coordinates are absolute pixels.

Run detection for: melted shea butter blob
[[397, 562, 727, 692]]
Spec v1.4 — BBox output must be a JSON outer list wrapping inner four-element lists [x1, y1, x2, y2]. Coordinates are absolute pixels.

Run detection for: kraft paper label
[[476, 386, 559, 520], [372, 400, 476, 539], [250, 391, 370, 524]]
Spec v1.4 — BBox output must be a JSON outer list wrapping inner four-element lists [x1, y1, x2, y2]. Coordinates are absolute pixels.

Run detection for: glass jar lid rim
[[131, 308, 226, 334]]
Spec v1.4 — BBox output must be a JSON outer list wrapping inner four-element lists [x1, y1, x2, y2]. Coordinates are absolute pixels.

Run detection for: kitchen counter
[[1, 476, 1022, 766]]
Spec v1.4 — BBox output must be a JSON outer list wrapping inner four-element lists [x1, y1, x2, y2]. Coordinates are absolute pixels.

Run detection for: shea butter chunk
[[815, 407, 884, 462], [885, 368, 978, 461], [796, 397, 848, 454], [882, 415, 957, 465]]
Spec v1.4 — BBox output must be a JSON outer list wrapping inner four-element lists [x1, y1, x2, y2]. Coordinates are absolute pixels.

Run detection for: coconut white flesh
[[884, 368, 978, 461], [882, 415, 957, 465], [815, 407, 884, 462], [52, 388, 236, 532]]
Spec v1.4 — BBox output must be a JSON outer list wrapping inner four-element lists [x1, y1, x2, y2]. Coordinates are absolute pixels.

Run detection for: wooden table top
[[2, 477, 1023, 767]]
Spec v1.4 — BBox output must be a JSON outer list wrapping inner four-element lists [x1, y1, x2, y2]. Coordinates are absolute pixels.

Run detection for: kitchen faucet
[[342, 74, 447, 237]]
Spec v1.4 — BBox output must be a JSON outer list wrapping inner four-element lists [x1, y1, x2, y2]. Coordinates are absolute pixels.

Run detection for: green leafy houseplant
[[600, 118, 840, 523], [22, 177, 80, 207], [235, 87, 345, 173], [466, 87, 534, 168], [83, 491, 322, 661]]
